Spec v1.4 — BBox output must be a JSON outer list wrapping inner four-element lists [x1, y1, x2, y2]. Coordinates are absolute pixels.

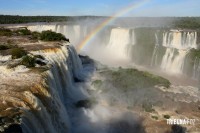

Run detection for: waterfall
[[55, 25, 81, 45], [193, 57, 200, 79], [27, 24, 83, 45], [27, 25, 56, 32], [151, 33, 159, 66], [0, 44, 85, 133], [161, 48, 188, 74], [106, 28, 130, 59], [25, 24, 200, 79], [162, 30, 197, 49], [160, 30, 197, 74]]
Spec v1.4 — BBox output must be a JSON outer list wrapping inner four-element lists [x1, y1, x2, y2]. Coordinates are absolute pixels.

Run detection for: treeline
[[1, 15, 200, 29], [0, 15, 104, 24], [173, 17, 200, 29], [0, 15, 68, 24]]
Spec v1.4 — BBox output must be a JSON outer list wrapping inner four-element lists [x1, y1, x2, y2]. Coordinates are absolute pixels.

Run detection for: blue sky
[[0, 0, 200, 16]]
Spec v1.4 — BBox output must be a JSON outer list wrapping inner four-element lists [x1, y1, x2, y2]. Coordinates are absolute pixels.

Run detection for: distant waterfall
[[193, 57, 200, 79], [159, 30, 197, 74], [161, 48, 188, 74], [27, 24, 84, 45], [162, 30, 197, 49], [106, 28, 131, 59], [151, 33, 159, 66], [26, 24, 199, 79]]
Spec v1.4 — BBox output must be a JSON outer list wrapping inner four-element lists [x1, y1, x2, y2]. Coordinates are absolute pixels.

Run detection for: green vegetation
[[163, 114, 170, 119], [16, 28, 31, 35], [21, 55, 36, 67], [92, 80, 103, 88], [0, 44, 12, 50], [101, 68, 170, 92], [151, 115, 158, 120], [40, 30, 68, 41], [142, 102, 155, 113], [31, 31, 41, 40], [0, 15, 69, 24], [0, 27, 69, 42], [0, 27, 12, 36], [174, 17, 200, 29], [189, 48, 200, 59], [0, 15, 103, 24], [11, 48, 27, 59]]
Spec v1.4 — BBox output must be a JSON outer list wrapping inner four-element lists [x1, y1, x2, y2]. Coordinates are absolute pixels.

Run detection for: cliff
[[0, 35, 82, 132]]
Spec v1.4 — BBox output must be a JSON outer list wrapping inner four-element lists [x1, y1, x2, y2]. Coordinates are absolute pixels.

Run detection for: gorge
[[0, 18, 200, 133]]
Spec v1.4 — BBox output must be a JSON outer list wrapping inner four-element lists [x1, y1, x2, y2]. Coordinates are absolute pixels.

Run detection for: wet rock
[[4, 124, 22, 133], [74, 77, 84, 82], [171, 125, 186, 133], [75, 99, 97, 108]]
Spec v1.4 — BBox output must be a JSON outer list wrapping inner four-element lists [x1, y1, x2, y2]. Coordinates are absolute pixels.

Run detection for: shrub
[[0, 44, 10, 50], [151, 115, 158, 120], [92, 80, 102, 88], [21, 55, 36, 67], [16, 28, 31, 35], [102, 68, 171, 92], [31, 31, 41, 40], [163, 114, 170, 119], [0, 27, 12, 36], [0, 44, 17, 50], [142, 102, 155, 112], [11, 48, 27, 59], [40, 30, 68, 41]]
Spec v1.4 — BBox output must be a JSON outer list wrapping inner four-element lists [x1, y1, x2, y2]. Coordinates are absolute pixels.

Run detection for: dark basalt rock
[[75, 99, 97, 108], [4, 124, 22, 133], [35, 59, 46, 66], [171, 125, 186, 133], [74, 77, 84, 82]]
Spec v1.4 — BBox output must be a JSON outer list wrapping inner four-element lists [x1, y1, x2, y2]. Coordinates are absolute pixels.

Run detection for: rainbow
[[77, 0, 150, 52]]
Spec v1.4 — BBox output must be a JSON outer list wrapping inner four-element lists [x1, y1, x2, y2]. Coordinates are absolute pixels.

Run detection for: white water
[[161, 48, 188, 74], [162, 30, 197, 49], [27, 24, 83, 45], [193, 57, 200, 79], [106, 28, 130, 59], [160, 30, 197, 75]]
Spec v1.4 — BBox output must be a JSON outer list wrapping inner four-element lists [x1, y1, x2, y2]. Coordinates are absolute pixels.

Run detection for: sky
[[0, 0, 200, 17]]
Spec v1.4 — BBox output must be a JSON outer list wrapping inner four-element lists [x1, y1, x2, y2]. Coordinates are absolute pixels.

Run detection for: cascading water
[[193, 57, 200, 79], [160, 30, 197, 74], [161, 48, 188, 74], [106, 28, 130, 59], [25, 24, 200, 79], [162, 30, 197, 49]]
